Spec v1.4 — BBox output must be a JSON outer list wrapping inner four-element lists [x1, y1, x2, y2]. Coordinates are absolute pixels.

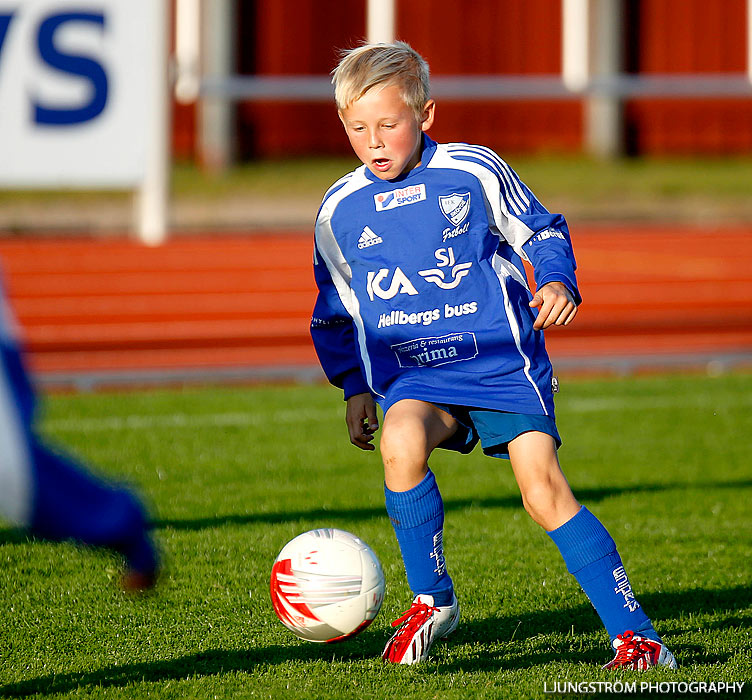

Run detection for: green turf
[[0, 373, 750, 699]]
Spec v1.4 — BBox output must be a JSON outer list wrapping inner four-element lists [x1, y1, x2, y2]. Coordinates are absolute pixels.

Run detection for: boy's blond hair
[[332, 41, 430, 118]]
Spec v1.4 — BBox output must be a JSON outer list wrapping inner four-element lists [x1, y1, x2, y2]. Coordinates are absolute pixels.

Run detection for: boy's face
[[338, 83, 435, 181]]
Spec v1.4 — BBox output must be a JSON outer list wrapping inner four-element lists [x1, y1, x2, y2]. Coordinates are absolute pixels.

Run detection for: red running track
[[0, 225, 750, 386]]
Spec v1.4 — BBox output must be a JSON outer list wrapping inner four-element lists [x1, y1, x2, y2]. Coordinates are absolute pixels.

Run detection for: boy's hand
[[345, 393, 379, 451], [529, 281, 578, 330]]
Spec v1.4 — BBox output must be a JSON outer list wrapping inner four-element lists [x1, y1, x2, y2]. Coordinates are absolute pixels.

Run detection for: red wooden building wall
[[396, 0, 582, 153], [233, 0, 365, 159], [624, 0, 752, 154], [171, 0, 752, 161]]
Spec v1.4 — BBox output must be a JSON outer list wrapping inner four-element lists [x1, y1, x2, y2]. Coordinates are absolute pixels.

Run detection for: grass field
[[1, 373, 750, 699]]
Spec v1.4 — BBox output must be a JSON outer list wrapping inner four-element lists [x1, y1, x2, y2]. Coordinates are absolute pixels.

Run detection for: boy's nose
[[368, 131, 383, 149]]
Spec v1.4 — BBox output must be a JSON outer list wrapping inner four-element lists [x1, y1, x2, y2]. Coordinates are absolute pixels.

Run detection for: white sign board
[[0, 0, 163, 187]]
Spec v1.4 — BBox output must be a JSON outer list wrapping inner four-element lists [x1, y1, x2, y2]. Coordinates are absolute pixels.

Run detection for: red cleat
[[382, 594, 459, 664], [603, 630, 677, 670]]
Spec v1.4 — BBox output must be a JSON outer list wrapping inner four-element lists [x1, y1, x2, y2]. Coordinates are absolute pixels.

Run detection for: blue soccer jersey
[[311, 135, 580, 417]]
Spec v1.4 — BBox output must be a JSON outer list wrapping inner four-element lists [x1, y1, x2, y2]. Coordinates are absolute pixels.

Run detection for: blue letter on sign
[[0, 13, 14, 59], [34, 12, 108, 126]]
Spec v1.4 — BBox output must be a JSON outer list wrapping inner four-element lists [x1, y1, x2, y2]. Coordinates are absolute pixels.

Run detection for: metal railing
[[199, 73, 752, 101]]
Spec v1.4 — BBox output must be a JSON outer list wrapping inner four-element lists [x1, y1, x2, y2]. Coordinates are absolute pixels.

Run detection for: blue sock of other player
[[29, 441, 158, 578], [547, 505, 660, 642], [384, 469, 454, 606]]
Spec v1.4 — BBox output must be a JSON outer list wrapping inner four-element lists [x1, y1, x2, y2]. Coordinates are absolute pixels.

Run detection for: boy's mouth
[[371, 158, 392, 172]]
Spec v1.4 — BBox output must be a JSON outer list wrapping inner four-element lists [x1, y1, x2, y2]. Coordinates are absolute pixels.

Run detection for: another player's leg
[[0, 340, 159, 591], [508, 431, 676, 669], [380, 399, 460, 664], [29, 441, 160, 591]]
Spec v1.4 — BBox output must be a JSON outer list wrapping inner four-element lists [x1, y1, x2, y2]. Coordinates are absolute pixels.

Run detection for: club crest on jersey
[[374, 184, 426, 211], [438, 192, 470, 226]]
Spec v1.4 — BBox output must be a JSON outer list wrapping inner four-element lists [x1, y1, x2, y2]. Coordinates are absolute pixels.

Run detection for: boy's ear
[[420, 99, 436, 132]]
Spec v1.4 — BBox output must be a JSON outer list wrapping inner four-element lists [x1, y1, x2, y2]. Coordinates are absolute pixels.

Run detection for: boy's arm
[[522, 223, 581, 307], [529, 280, 578, 330], [345, 392, 379, 451], [312, 242, 378, 450], [487, 156, 582, 315], [522, 223, 581, 329], [310, 240, 370, 399]]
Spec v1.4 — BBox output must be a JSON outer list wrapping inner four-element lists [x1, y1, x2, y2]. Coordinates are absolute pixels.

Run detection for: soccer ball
[[270, 528, 385, 643]]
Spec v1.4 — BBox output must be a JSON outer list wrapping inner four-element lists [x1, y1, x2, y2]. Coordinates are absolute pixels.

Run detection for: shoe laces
[[611, 631, 655, 665], [391, 600, 438, 634]]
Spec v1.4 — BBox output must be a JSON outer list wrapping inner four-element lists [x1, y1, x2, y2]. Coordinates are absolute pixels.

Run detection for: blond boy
[[310, 41, 675, 669]]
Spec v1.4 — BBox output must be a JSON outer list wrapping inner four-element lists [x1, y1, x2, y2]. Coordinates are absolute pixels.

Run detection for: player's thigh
[[381, 399, 459, 465]]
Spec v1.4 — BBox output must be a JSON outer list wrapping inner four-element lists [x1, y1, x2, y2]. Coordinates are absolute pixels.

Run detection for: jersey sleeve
[[485, 148, 582, 304], [522, 224, 581, 305], [444, 143, 581, 303], [310, 238, 370, 399]]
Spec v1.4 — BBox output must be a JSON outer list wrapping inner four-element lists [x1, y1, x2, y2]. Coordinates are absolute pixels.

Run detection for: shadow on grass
[[0, 530, 32, 546], [0, 640, 381, 698], [149, 478, 752, 533], [1, 585, 748, 696], [0, 478, 749, 545], [442, 584, 750, 673]]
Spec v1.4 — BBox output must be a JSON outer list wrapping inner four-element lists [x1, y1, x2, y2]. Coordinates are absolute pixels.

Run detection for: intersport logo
[[374, 184, 426, 211]]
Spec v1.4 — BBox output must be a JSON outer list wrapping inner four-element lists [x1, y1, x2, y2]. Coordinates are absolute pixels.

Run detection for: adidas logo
[[357, 226, 383, 249]]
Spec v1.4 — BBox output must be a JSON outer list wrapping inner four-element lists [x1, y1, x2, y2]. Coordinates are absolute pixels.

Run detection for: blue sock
[[547, 506, 659, 642], [384, 470, 454, 606]]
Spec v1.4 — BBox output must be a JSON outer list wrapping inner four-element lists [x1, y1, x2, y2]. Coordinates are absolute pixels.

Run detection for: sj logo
[[418, 247, 473, 290], [366, 267, 418, 301]]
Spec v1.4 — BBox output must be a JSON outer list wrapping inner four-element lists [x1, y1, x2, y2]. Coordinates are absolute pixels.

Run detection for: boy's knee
[[521, 489, 554, 525], [379, 415, 433, 492], [520, 479, 579, 530], [380, 419, 423, 465]]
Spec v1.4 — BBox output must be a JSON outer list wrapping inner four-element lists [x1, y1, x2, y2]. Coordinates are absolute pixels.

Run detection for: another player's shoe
[[382, 593, 459, 664], [118, 530, 160, 593], [603, 630, 677, 670]]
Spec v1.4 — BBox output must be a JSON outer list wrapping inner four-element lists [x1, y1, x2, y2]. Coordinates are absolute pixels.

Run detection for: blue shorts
[[433, 404, 561, 459]]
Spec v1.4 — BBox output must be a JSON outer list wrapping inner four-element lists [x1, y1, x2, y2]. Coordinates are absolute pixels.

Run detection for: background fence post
[[199, 0, 236, 172], [586, 0, 624, 158], [367, 0, 396, 44], [135, 0, 171, 245]]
